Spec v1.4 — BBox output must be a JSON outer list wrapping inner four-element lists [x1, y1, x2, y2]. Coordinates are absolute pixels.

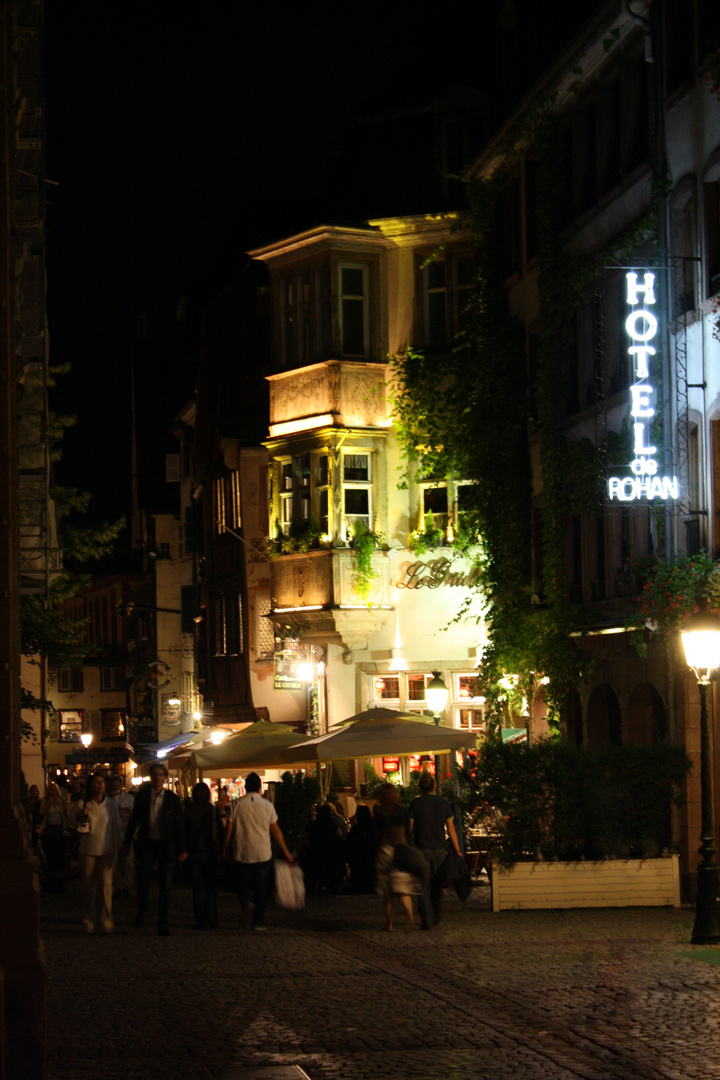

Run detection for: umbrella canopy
[[282, 707, 470, 764], [191, 719, 314, 773]]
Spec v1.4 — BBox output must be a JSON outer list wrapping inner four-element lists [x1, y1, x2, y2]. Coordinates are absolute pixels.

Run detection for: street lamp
[[425, 671, 449, 724], [80, 732, 93, 749], [681, 607, 720, 944]]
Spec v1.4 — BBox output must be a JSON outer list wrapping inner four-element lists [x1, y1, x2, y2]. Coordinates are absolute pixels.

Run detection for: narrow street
[[42, 882, 720, 1080]]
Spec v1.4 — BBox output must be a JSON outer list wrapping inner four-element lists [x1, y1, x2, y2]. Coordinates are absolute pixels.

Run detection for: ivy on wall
[[391, 108, 660, 727]]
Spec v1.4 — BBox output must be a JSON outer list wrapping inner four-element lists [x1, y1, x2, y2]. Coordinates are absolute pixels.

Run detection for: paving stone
[[41, 883, 720, 1080]]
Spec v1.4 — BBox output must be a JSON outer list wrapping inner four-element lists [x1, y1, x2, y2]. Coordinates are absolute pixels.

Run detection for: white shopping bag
[[275, 860, 305, 909]]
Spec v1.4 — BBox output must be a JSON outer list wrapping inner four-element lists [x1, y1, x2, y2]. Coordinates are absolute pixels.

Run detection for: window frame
[[59, 709, 84, 742], [341, 450, 372, 540], [58, 667, 83, 693], [338, 263, 369, 359], [100, 666, 125, 692], [101, 708, 126, 741]]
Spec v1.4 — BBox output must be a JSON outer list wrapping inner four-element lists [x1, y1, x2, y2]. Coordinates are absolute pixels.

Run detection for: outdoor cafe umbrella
[[281, 706, 470, 764], [191, 718, 315, 774]]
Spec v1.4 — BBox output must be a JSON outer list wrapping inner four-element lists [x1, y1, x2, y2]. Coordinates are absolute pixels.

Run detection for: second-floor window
[[339, 265, 368, 357], [58, 667, 83, 693], [101, 709, 125, 740], [101, 666, 125, 692], [343, 452, 372, 538], [213, 593, 244, 656], [419, 251, 475, 350], [212, 475, 226, 535], [59, 709, 83, 741]]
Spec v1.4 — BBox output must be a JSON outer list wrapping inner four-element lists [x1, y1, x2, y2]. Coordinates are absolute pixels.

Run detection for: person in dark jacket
[[346, 804, 377, 893], [184, 782, 224, 929], [409, 770, 462, 931], [123, 762, 187, 936]]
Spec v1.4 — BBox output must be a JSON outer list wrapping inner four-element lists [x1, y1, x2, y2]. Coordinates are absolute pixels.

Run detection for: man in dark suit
[[123, 762, 187, 936]]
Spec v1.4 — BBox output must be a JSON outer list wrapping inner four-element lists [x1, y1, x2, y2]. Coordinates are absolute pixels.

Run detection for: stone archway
[[626, 683, 667, 745], [586, 683, 622, 748]]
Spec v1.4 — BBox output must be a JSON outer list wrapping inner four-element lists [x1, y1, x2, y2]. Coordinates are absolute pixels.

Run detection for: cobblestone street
[[42, 880, 720, 1080]]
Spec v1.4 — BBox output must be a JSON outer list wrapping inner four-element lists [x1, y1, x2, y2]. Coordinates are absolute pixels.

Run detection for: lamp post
[[425, 671, 449, 725], [80, 731, 93, 778], [681, 608, 720, 944]]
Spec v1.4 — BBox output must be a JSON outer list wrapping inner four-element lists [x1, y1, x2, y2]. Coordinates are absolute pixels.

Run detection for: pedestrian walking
[[77, 772, 123, 933], [38, 781, 68, 891], [409, 770, 462, 931], [224, 772, 293, 931], [184, 781, 224, 930], [123, 762, 187, 936]]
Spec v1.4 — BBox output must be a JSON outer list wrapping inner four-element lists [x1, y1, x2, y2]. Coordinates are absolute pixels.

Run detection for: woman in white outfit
[[78, 773, 123, 933]]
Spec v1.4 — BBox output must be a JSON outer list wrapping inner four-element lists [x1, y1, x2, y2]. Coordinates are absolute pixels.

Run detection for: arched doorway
[[586, 683, 622, 748], [626, 683, 666, 744]]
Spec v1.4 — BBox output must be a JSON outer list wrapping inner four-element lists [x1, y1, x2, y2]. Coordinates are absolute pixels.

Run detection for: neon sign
[[607, 272, 680, 503]]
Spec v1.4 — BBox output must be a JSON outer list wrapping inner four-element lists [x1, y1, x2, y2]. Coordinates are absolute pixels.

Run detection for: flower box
[[491, 854, 681, 912]]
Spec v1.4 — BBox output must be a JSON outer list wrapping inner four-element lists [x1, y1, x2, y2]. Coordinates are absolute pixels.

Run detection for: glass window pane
[[317, 456, 329, 486], [344, 455, 369, 482], [344, 488, 369, 515], [455, 255, 475, 287], [342, 267, 364, 296], [373, 676, 399, 699], [342, 298, 365, 355], [428, 291, 447, 346], [407, 674, 430, 701], [423, 486, 447, 515], [427, 261, 446, 289]]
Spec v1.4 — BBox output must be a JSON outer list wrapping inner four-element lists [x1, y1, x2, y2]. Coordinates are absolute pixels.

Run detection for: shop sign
[[395, 557, 482, 590], [382, 756, 400, 774], [607, 271, 680, 503], [274, 649, 307, 693], [408, 754, 421, 770]]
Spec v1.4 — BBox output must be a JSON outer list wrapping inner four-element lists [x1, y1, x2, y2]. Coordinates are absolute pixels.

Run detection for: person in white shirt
[[225, 772, 293, 930], [78, 773, 123, 934]]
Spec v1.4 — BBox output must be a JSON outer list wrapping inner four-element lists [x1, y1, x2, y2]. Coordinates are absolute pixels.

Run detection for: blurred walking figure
[[372, 783, 421, 930], [38, 781, 68, 890], [78, 773, 123, 933], [409, 770, 462, 930], [107, 775, 135, 896], [184, 782, 225, 929]]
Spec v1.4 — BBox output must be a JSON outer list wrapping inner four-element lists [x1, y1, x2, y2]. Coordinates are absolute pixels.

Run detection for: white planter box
[[491, 855, 681, 912]]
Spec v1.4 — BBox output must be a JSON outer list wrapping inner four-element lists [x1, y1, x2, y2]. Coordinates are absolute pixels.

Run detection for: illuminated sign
[[382, 756, 400, 773], [395, 557, 482, 590], [607, 271, 680, 503], [273, 649, 307, 693]]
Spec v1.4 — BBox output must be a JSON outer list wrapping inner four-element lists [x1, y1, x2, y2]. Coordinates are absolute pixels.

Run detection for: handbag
[[274, 861, 305, 909], [392, 843, 430, 884]]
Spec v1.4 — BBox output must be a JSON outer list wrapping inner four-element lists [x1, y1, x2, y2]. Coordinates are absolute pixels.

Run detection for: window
[[212, 476, 227, 535], [159, 541, 171, 559], [280, 266, 331, 367], [256, 596, 275, 660], [213, 593, 244, 656], [58, 667, 83, 693], [407, 673, 433, 703], [277, 453, 331, 538], [100, 666, 124, 692], [339, 264, 368, 357], [230, 470, 242, 531], [704, 171, 720, 297], [420, 251, 475, 350], [316, 455, 330, 535], [59, 709, 83, 742], [420, 483, 448, 534], [342, 452, 372, 538], [458, 708, 485, 731], [373, 676, 400, 701], [280, 461, 293, 536], [101, 709, 125, 740], [454, 673, 485, 731]]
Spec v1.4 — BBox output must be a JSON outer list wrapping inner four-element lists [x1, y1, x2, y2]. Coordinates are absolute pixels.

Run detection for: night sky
[[43, 1, 591, 531]]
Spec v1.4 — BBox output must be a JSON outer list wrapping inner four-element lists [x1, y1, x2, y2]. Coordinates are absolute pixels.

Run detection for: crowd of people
[[27, 765, 466, 935]]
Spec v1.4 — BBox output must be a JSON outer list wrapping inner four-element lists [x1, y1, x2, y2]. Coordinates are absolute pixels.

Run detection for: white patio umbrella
[[190, 719, 315, 774], [281, 706, 470, 764]]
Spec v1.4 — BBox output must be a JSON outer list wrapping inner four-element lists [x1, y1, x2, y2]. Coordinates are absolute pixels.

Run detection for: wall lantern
[[425, 672, 449, 724], [681, 607, 720, 944], [80, 732, 93, 749]]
